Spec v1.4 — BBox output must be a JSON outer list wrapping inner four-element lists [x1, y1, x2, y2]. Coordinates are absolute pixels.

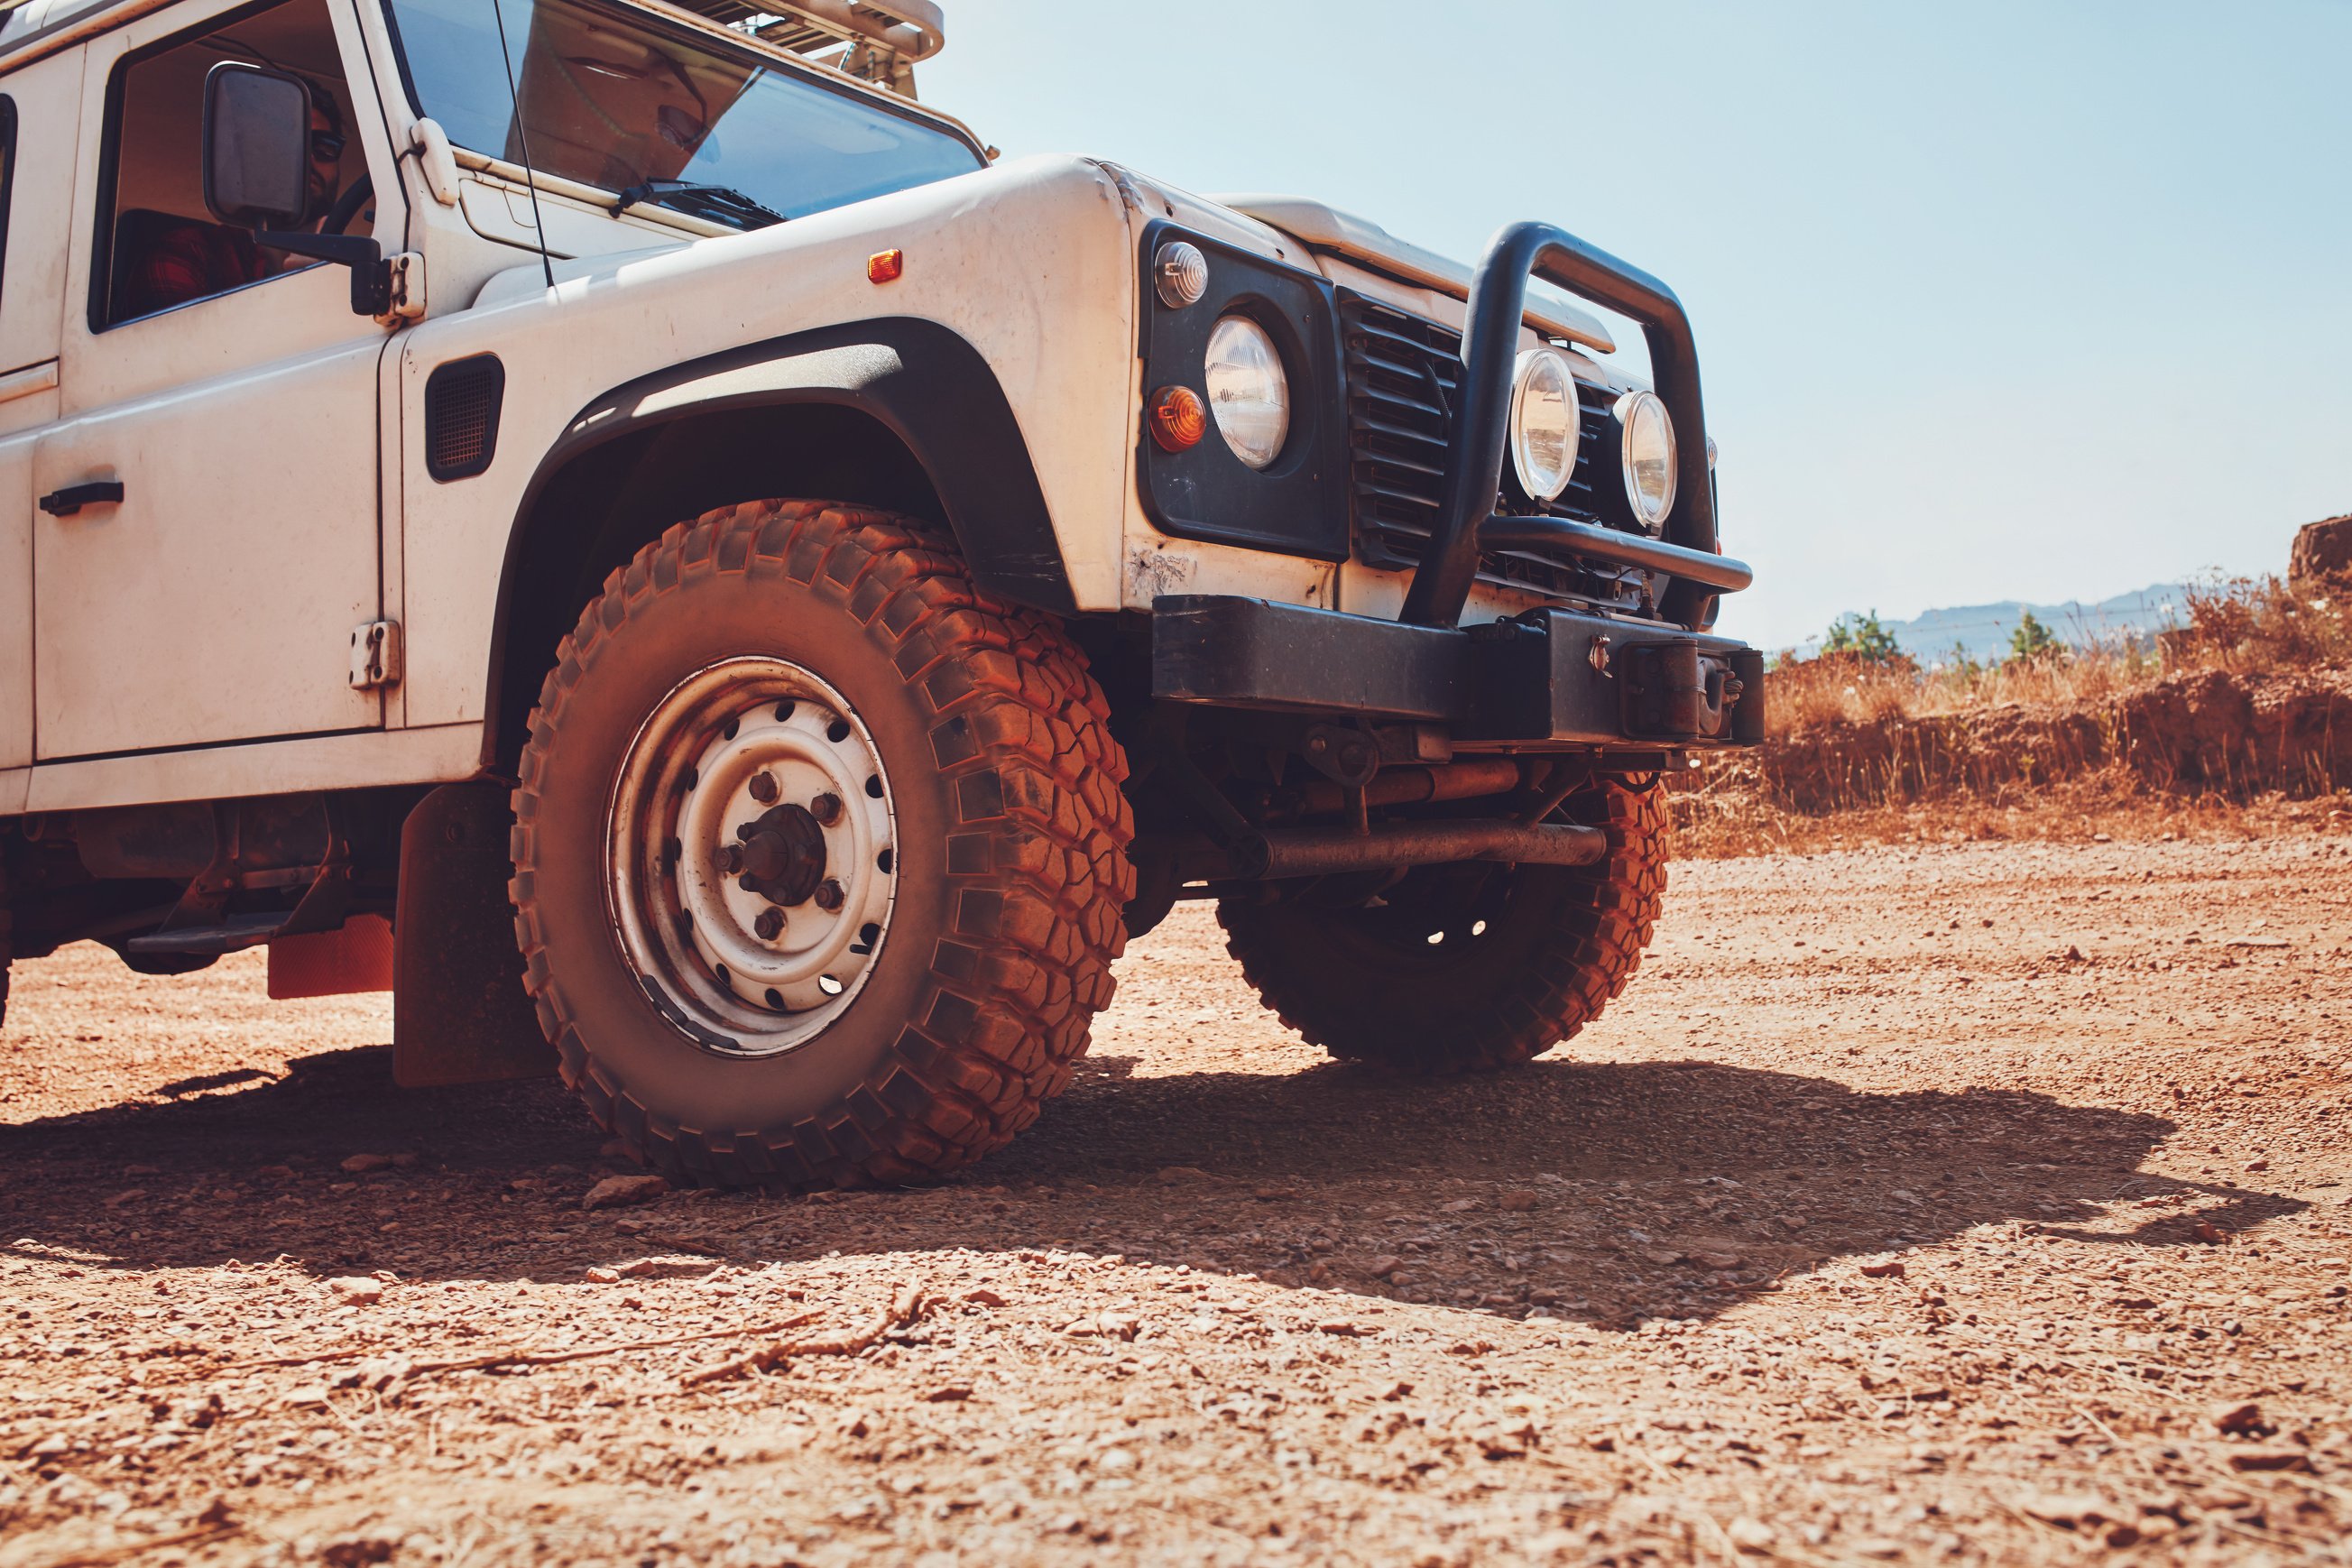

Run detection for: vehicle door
[[0, 41, 86, 789], [32, 0, 397, 761]]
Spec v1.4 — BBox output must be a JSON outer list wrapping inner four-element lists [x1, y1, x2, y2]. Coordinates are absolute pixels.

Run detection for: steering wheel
[[321, 173, 374, 237]]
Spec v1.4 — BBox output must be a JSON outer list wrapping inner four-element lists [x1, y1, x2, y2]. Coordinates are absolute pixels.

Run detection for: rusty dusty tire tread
[[510, 501, 1134, 1189], [1217, 780, 1667, 1075]]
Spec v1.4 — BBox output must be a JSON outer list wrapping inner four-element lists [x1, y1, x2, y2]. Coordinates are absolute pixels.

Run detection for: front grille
[[1339, 291, 1641, 602]]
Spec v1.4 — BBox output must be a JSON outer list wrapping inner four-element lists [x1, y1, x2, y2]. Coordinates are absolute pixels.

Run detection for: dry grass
[[1760, 574, 2349, 738], [1683, 575, 2352, 857]]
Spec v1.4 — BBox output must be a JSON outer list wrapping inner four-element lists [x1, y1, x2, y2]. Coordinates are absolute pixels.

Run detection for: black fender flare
[[480, 317, 1074, 765]]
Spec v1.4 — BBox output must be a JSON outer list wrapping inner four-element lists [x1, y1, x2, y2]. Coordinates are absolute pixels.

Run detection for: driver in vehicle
[[118, 82, 351, 319]]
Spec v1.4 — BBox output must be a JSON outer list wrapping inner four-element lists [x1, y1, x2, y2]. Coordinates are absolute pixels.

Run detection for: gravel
[[1, 834, 2347, 1565]]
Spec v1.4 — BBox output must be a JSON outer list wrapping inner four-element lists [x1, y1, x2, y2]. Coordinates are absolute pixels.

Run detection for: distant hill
[[1829, 584, 2188, 663]]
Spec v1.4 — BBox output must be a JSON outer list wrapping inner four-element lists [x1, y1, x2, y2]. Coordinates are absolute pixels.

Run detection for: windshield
[[383, 0, 983, 228]]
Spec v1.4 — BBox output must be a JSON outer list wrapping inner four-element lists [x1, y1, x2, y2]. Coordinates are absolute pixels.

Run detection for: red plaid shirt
[[121, 220, 266, 320]]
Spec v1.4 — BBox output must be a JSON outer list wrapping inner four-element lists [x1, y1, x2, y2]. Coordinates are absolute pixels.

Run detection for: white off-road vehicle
[[0, 0, 1758, 1186]]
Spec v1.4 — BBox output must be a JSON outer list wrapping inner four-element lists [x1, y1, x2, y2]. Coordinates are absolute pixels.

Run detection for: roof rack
[[669, 0, 944, 98]]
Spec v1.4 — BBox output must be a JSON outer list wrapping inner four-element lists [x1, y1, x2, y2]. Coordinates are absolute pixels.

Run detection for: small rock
[[923, 1384, 973, 1403], [2018, 1492, 2116, 1527], [2227, 1450, 2312, 1473], [103, 1189, 147, 1210], [1067, 1311, 1139, 1342], [254, 1165, 296, 1181], [1694, 1250, 1743, 1270], [1642, 1249, 1683, 1267], [1776, 1214, 1807, 1232], [1315, 1321, 1367, 1337], [2210, 1400, 2267, 1436], [613, 1255, 714, 1279], [2193, 1220, 2227, 1244], [2065, 945, 2086, 963], [339, 1154, 392, 1174], [2246, 1158, 2270, 1173], [582, 1174, 670, 1212], [2101, 1522, 2142, 1549], [320, 1537, 396, 1567], [584, 1267, 622, 1285], [1444, 1339, 1495, 1357], [1727, 1517, 1776, 1554], [326, 1277, 383, 1305], [962, 1288, 1006, 1307], [1440, 1198, 1479, 1214], [1369, 1255, 1405, 1278], [390, 1152, 421, 1169], [1861, 1259, 1906, 1278], [1497, 1190, 1539, 1212]]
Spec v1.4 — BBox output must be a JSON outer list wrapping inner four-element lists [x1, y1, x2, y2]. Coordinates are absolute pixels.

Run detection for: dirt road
[[3, 835, 2348, 1566]]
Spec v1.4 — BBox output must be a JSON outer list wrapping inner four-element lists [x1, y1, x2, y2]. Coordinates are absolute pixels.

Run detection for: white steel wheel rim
[[605, 657, 898, 1058]]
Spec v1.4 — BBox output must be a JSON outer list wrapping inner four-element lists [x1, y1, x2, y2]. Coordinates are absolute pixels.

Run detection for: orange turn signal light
[[1148, 385, 1207, 452], [867, 248, 904, 284]]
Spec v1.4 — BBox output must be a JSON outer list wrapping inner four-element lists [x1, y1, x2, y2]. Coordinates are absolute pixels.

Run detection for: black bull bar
[[1399, 220, 1752, 631]]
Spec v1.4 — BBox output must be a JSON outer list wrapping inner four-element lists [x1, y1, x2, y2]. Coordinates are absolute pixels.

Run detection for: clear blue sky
[[920, 1, 2352, 650]]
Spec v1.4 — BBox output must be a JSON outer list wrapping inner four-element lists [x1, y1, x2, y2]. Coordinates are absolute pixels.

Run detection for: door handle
[[39, 480, 125, 517]]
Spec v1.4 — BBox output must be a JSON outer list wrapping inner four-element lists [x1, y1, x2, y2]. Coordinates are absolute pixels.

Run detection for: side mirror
[[201, 62, 312, 230], [198, 60, 398, 318]]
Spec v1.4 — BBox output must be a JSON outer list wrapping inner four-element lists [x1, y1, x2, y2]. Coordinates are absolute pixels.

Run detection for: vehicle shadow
[[0, 1040, 2301, 1327]]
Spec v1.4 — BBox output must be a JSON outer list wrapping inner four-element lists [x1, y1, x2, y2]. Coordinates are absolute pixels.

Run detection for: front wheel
[[511, 501, 1134, 1188], [1216, 778, 1667, 1074]]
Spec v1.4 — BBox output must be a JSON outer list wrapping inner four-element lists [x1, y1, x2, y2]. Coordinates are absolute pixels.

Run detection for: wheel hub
[[606, 659, 897, 1056], [733, 802, 827, 908]]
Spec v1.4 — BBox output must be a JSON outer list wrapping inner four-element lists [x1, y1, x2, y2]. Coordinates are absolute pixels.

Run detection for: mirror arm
[[252, 232, 392, 317]]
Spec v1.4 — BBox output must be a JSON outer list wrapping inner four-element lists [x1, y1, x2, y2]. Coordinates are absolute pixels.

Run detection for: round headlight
[[1508, 348, 1581, 503], [1616, 390, 1677, 531], [1204, 315, 1290, 469]]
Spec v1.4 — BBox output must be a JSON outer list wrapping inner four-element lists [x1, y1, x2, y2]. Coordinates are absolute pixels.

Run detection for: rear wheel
[[1216, 778, 1666, 1073], [512, 501, 1134, 1188]]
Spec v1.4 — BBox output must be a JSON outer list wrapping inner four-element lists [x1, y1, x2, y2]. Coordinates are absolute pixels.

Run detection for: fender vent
[[424, 355, 504, 482]]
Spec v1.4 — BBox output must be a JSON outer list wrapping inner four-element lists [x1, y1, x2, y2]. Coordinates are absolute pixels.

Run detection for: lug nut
[[754, 908, 786, 941], [813, 877, 846, 912], [748, 771, 779, 805], [720, 844, 744, 875], [808, 791, 843, 826]]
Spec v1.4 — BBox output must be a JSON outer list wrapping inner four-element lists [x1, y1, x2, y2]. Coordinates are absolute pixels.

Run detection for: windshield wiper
[[615, 180, 787, 231]]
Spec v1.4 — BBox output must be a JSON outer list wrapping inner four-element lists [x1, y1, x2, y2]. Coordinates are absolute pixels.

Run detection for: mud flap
[[392, 782, 557, 1089]]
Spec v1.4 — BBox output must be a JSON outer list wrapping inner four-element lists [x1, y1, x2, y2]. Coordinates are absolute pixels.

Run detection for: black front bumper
[[1152, 595, 1763, 749]]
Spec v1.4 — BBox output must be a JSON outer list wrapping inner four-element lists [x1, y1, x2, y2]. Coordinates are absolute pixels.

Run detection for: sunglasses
[[309, 130, 346, 162]]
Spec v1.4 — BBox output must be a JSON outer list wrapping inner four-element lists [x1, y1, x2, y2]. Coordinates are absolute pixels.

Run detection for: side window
[[94, 0, 371, 328], [0, 96, 15, 306]]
